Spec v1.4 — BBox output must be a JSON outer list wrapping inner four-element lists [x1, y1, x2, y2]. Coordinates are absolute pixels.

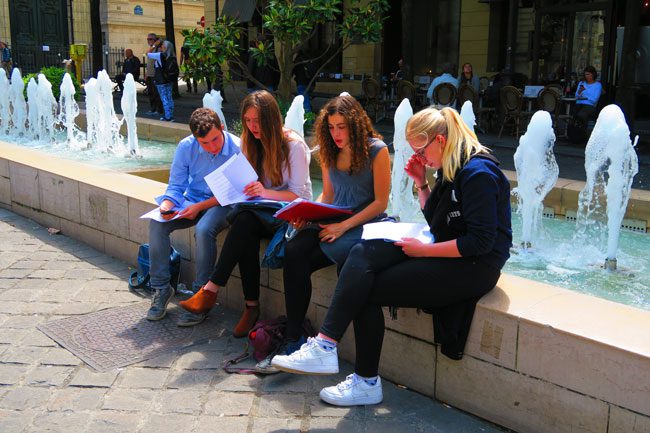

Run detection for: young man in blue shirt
[[146, 108, 240, 324]]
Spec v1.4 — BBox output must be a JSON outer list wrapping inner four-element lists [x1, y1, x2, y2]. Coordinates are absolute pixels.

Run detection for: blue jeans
[[148, 205, 231, 290], [296, 84, 312, 112], [156, 83, 174, 120]]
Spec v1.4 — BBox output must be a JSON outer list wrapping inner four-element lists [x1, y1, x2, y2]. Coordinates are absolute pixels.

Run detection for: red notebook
[[273, 198, 353, 222]]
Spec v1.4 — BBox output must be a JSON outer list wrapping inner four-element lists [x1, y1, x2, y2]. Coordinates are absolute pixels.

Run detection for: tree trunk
[[164, 0, 177, 51], [277, 41, 294, 103], [90, 0, 103, 77]]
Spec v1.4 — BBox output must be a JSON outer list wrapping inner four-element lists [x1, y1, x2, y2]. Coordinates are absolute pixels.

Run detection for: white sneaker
[[319, 374, 383, 406], [271, 337, 339, 375]]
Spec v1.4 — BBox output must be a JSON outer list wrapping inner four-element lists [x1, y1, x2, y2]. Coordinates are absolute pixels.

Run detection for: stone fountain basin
[[1, 117, 649, 433]]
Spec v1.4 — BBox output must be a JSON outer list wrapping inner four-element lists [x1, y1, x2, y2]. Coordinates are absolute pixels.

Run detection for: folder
[[273, 198, 353, 222]]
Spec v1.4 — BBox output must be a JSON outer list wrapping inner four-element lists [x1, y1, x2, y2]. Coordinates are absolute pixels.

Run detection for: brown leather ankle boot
[[178, 287, 217, 314], [233, 304, 260, 338]]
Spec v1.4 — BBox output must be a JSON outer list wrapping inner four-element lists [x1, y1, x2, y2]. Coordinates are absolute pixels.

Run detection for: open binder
[[273, 198, 352, 222]]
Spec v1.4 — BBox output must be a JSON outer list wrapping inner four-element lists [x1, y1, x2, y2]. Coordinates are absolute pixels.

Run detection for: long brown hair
[[240, 90, 289, 186], [314, 95, 382, 174]]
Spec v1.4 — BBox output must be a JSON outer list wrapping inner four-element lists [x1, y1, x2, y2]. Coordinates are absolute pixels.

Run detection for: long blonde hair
[[240, 91, 289, 186], [406, 107, 487, 182]]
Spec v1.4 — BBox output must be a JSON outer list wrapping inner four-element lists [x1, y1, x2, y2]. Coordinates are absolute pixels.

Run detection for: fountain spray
[[512, 111, 559, 248], [575, 104, 638, 271]]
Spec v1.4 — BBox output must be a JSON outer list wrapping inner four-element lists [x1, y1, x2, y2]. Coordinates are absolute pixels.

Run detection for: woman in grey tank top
[[256, 95, 391, 373]]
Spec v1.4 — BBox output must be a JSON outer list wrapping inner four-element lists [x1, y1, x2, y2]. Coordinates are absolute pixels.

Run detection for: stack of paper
[[362, 221, 434, 243], [204, 153, 259, 206]]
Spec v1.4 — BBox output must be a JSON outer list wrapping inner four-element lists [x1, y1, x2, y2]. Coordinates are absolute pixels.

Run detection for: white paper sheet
[[361, 221, 434, 243], [204, 153, 258, 206], [140, 200, 191, 223]]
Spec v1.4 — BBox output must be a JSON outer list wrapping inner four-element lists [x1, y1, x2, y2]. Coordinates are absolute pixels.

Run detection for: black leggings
[[320, 240, 500, 377], [283, 229, 334, 340], [209, 211, 276, 301]]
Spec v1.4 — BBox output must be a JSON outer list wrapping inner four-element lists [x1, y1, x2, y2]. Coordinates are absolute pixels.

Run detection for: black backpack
[[161, 55, 179, 83]]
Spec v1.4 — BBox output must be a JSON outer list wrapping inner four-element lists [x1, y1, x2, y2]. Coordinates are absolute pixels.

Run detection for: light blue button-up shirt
[[156, 131, 241, 207]]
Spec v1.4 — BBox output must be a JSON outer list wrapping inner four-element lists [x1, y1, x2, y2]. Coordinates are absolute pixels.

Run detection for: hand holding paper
[[361, 221, 434, 243], [204, 153, 259, 206]]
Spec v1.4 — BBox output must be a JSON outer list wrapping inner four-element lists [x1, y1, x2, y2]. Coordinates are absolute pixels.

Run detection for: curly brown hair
[[314, 95, 382, 174]]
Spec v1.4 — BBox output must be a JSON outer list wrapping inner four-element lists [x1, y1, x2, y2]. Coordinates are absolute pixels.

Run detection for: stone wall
[[1, 138, 649, 433]]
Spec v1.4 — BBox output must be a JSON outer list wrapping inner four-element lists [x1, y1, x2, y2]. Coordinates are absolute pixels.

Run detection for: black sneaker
[[146, 286, 175, 321], [177, 310, 207, 327]]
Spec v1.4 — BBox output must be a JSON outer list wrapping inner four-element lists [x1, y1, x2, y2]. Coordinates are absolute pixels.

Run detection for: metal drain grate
[[38, 302, 232, 371]]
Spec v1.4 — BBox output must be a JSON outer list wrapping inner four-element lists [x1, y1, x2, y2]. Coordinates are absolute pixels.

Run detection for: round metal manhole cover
[[71, 304, 196, 353]]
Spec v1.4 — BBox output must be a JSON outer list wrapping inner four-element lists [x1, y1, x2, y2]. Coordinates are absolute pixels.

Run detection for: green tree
[[181, 0, 389, 103]]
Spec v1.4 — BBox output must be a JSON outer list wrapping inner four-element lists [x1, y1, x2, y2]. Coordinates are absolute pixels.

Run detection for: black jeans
[[320, 240, 500, 377], [209, 211, 276, 301], [283, 229, 334, 340]]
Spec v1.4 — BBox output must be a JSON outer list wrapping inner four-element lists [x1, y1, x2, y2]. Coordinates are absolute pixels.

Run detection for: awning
[[221, 0, 256, 23]]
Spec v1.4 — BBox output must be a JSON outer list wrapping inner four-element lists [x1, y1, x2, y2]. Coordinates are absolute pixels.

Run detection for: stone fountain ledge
[[1, 139, 649, 433]]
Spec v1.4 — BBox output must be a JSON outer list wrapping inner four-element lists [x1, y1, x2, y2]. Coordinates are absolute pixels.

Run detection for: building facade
[[0, 0, 204, 78]]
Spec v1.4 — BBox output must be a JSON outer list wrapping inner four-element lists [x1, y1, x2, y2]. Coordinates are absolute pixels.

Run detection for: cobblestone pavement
[[0, 208, 507, 433]]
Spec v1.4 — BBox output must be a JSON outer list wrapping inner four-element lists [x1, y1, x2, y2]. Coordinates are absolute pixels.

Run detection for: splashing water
[[284, 95, 305, 138], [512, 110, 559, 247], [85, 71, 124, 153], [0, 69, 10, 135], [575, 104, 639, 270], [35, 74, 58, 143], [459, 100, 476, 134], [26, 78, 39, 140], [58, 73, 85, 149], [9, 68, 27, 136], [120, 73, 140, 156], [202, 90, 227, 131], [389, 98, 420, 222]]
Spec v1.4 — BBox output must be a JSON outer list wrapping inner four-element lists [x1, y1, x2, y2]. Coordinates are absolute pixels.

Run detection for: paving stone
[[153, 389, 205, 415], [363, 418, 420, 433], [40, 261, 83, 270], [69, 368, 119, 388], [102, 388, 157, 411], [251, 417, 302, 433], [41, 348, 83, 366], [212, 372, 260, 392], [28, 252, 67, 261], [135, 351, 178, 368], [53, 302, 100, 315], [203, 391, 255, 416], [16, 301, 60, 315], [0, 409, 35, 433], [25, 365, 75, 387], [0, 328, 30, 344], [85, 411, 139, 433], [309, 396, 365, 419], [0, 387, 51, 410], [138, 413, 197, 433], [0, 269, 33, 279], [47, 388, 106, 411], [194, 416, 249, 433], [308, 417, 364, 432], [261, 372, 314, 393], [173, 349, 226, 370], [0, 363, 31, 385], [166, 368, 215, 389], [19, 329, 58, 347], [257, 393, 306, 417], [0, 346, 50, 364], [117, 367, 169, 389], [0, 289, 38, 302], [0, 278, 19, 289], [9, 260, 46, 270], [2, 315, 47, 331], [29, 412, 90, 433]]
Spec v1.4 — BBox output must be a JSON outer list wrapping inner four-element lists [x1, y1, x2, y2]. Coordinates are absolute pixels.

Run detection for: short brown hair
[[189, 108, 222, 138]]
